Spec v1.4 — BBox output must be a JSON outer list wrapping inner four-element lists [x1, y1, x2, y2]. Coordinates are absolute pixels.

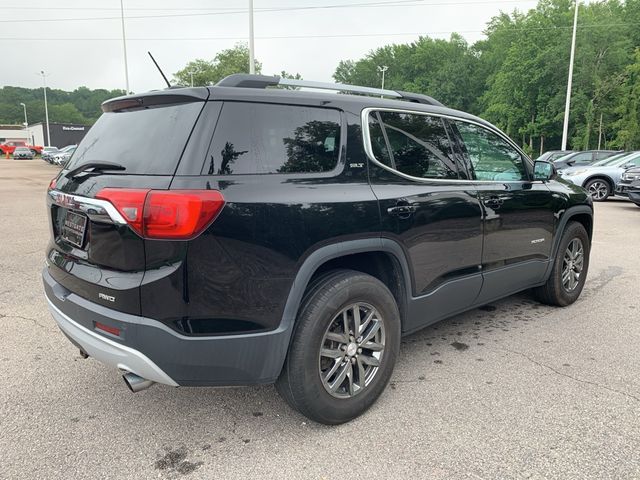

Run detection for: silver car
[[52, 145, 77, 166], [559, 152, 640, 201]]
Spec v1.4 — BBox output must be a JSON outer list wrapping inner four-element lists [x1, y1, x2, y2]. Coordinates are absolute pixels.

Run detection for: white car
[[559, 152, 640, 201]]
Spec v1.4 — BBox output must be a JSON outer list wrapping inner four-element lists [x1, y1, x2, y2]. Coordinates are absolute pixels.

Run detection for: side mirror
[[534, 160, 556, 181]]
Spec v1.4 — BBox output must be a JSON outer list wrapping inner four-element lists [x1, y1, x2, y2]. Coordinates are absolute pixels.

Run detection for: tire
[[584, 178, 611, 201], [534, 221, 590, 307], [276, 269, 401, 424]]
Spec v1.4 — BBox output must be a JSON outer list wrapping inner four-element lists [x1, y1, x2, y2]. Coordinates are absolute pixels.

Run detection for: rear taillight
[[48, 177, 57, 190], [95, 188, 225, 240]]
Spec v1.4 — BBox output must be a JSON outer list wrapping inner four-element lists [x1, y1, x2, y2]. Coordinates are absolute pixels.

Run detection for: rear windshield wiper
[[65, 162, 126, 178]]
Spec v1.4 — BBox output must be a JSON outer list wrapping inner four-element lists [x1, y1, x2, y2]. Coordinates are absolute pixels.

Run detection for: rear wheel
[[534, 221, 590, 306], [276, 270, 400, 424], [584, 178, 611, 201]]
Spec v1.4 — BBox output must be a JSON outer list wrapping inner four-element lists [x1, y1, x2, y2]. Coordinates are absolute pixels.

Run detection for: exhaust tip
[[123, 372, 155, 393]]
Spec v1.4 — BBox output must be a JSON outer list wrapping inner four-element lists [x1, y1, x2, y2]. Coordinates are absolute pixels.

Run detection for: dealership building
[[0, 122, 90, 148]]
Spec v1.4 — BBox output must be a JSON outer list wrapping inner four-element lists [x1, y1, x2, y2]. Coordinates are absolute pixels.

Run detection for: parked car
[[537, 150, 573, 162], [560, 152, 640, 201], [43, 74, 593, 424], [41, 146, 60, 163], [12, 146, 35, 159], [626, 180, 640, 207], [0, 140, 43, 156], [615, 166, 640, 204], [552, 150, 619, 170], [52, 145, 76, 165]]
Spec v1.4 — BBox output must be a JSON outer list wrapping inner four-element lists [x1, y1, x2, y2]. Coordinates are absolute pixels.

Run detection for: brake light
[[48, 177, 57, 190], [95, 189, 225, 240]]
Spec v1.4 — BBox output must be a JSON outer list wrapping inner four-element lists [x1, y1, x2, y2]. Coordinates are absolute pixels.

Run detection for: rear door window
[[64, 102, 204, 175], [203, 102, 341, 175], [367, 111, 458, 179]]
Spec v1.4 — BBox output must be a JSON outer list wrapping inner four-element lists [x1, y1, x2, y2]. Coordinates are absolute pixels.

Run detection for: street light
[[377, 65, 389, 97], [248, 0, 255, 74], [561, 0, 579, 151], [40, 70, 51, 147], [19, 102, 29, 143], [120, 0, 130, 93]]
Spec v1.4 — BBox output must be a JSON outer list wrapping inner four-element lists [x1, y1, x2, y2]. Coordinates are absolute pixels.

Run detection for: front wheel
[[276, 270, 401, 424], [534, 221, 590, 306], [584, 178, 610, 201]]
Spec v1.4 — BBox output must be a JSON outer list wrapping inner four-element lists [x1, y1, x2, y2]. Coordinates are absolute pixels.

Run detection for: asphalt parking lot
[[1, 159, 639, 479]]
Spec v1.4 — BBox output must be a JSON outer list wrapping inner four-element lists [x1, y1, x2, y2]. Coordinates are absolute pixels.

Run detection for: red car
[[0, 141, 43, 156]]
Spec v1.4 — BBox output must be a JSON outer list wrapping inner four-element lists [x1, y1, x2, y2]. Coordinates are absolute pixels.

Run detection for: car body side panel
[[142, 108, 381, 334]]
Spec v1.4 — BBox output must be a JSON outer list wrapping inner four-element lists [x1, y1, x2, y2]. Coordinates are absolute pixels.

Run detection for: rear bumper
[[47, 297, 179, 386], [43, 268, 292, 386]]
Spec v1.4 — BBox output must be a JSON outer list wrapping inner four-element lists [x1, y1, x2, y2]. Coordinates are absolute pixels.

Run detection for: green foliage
[[0, 85, 124, 126], [613, 49, 640, 149], [334, 0, 640, 153], [173, 43, 263, 86], [333, 34, 481, 112]]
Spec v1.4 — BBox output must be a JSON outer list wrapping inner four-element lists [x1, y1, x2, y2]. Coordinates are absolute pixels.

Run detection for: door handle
[[387, 203, 417, 218]]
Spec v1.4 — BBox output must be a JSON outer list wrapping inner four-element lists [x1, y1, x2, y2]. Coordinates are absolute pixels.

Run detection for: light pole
[[120, 0, 130, 93], [189, 70, 194, 87], [40, 71, 51, 147], [248, 0, 255, 74], [561, 0, 579, 151], [377, 65, 389, 97], [19, 102, 29, 143]]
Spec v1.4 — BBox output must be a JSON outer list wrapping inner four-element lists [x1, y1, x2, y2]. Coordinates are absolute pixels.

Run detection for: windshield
[[552, 152, 578, 163], [591, 152, 629, 166], [605, 152, 640, 167], [64, 101, 203, 175]]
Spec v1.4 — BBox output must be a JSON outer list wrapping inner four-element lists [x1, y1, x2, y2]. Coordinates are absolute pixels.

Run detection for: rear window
[[203, 102, 341, 175], [64, 101, 203, 175]]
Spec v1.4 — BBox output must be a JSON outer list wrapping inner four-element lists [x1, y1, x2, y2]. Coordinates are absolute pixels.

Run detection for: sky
[[0, 0, 539, 93]]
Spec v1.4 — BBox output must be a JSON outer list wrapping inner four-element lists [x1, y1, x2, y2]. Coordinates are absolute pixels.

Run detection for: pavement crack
[[501, 346, 640, 404], [1, 313, 48, 330]]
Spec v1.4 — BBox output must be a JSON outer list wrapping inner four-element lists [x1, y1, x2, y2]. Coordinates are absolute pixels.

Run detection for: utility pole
[[597, 113, 603, 150], [248, 0, 255, 74], [40, 71, 51, 147], [19, 102, 29, 143], [561, 0, 579, 151], [189, 70, 194, 87], [120, 0, 130, 93], [377, 65, 388, 97]]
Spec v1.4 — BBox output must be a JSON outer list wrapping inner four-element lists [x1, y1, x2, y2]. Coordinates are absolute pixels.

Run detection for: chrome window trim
[[361, 107, 534, 184], [48, 189, 127, 225]]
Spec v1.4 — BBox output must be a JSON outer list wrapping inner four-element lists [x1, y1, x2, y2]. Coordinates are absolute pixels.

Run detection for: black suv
[[43, 74, 593, 424]]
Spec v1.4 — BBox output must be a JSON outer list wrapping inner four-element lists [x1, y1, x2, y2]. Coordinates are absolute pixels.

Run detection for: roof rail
[[215, 74, 444, 106]]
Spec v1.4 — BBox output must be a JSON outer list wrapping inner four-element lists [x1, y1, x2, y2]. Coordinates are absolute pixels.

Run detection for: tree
[[332, 35, 481, 112], [173, 44, 263, 86], [613, 49, 640, 149], [0, 85, 124, 125]]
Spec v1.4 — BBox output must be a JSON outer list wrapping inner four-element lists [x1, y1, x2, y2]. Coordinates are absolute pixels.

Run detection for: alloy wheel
[[586, 181, 608, 200], [319, 302, 385, 398], [562, 238, 584, 292]]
